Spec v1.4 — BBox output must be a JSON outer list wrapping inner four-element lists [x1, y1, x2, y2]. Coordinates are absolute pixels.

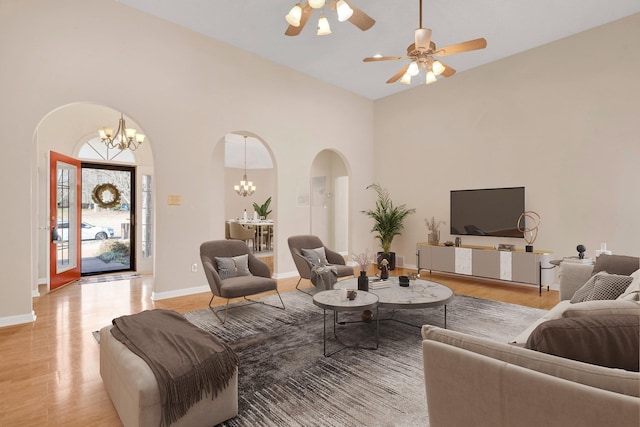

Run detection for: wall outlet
[[191, 263, 198, 272]]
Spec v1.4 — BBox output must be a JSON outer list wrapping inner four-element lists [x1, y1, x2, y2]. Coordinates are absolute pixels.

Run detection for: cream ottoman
[[100, 326, 238, 427]]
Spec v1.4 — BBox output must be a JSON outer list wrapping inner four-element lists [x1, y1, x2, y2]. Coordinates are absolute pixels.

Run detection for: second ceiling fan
[[363, 0, 487, 85], [285, 0, 375, 36]]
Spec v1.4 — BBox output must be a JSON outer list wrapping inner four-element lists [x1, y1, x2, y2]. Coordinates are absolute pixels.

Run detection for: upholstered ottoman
[[100, 325, 238, 427]]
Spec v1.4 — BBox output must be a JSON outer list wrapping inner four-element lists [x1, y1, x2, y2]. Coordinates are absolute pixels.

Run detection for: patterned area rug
[[184, 290, 547, 426]]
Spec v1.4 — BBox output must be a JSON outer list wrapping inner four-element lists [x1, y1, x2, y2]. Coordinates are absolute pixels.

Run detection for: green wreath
[[91, 183, 121, 209]]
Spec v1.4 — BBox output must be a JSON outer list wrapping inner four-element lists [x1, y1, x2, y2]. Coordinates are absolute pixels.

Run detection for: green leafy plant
[[362, 184, 415, 254], [97, 240, 130, 264], [252, 196, 272, 219]]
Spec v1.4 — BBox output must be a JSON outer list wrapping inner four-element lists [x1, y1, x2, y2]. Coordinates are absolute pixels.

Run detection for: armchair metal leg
[[208, 295, 231, 324], [243, 289, 286, 311], [208, 290, 286, 324], [295, 277, 314, 295]]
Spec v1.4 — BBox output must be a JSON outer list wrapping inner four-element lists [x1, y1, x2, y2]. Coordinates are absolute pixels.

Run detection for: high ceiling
[[118, 0, 639, 100]]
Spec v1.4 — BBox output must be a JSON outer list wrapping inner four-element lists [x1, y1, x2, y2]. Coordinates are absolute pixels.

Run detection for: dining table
[[235, 219, 274, 252]]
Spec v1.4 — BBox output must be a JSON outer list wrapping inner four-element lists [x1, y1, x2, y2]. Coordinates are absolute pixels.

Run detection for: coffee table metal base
[[322, 307, 379, 357], [378, 305, 447, 329]]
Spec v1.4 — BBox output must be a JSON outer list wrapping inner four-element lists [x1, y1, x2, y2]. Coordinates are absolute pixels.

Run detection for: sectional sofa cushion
[[561, 300, 640, 318], [525, 314, 640, 372], [592, 254, 640, 277], [617, 269, 640, 301]]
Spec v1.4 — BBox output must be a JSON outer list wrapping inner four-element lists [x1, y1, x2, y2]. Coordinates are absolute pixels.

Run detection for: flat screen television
[[450, 187, 525, 238]]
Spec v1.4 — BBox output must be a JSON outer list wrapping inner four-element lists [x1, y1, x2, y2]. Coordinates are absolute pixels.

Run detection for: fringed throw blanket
[[111, 309, 239, 426], [311, 265, 338, 290]]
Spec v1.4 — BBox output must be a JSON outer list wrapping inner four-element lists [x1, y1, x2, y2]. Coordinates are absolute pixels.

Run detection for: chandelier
[[98, 113, 145, 151], [234, 136, 256, 197]]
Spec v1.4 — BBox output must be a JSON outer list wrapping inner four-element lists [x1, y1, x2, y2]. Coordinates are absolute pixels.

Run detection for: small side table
[[312, 289, 379, 357]]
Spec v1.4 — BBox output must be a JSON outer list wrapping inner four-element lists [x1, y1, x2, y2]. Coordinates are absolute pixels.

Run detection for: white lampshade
[[285, 4, 302, 26], [135, 134, 145, 143], [400, 73, 412, 85], [125, 128, 136, 139], [98, 129, 107, 139], [103, 127, 113, 138], [308, 0, 325, 9], [426, 71, 437, 84], [336, 0, 353, 21], [407, 61, 419, 76], [317, 15, 331, 35], [432, 60, 445, 76]]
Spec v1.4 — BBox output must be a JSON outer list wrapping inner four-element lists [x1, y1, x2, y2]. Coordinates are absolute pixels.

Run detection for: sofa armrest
[[559, 262, 593, 300]]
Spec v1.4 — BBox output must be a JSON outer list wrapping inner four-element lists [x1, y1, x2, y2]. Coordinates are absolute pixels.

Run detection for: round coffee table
[[334, 276, 454, 328], [312, 289, 379, 357]]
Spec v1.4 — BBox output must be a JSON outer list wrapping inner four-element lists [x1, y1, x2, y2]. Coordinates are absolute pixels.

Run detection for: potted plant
[[252, 196, 272, 220], [362, 184, 415, 270]]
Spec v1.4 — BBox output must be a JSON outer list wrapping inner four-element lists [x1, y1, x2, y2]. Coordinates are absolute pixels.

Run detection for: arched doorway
[[310, 150, 349, 254], [220, 132, 276, 266], [35, 103, 154, 290]]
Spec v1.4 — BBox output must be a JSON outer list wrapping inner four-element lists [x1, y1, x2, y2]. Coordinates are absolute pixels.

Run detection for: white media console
[[417, 243, 553, 294]]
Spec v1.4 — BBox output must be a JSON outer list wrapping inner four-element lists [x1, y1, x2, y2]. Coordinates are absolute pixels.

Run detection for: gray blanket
[[111, 309, 238, 426], [311, 265, 338, 290]]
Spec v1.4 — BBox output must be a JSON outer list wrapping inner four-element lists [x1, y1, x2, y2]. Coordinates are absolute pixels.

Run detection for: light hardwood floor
[[0, 264, 558, 426]]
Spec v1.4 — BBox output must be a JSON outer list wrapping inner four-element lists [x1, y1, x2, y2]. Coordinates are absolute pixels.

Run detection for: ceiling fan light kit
[[362, 0, 487, 87], [285, 4, 303, 27], [285, 1, 375, 36]]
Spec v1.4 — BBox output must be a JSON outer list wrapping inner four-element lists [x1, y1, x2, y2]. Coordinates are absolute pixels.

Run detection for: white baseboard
[[38, 277, 47, 285], [273, 270, 299, 280], [32, 289, 40, 297], [151, 285, 209, 301], [0, 311, 37, 327]]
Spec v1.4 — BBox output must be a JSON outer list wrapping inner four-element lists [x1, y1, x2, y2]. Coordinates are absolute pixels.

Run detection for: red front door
[[49, 151, 81, 290]]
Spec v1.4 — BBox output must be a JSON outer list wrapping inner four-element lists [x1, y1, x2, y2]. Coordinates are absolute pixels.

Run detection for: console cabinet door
[[472, 250, 501, 279], [512, 252, 539, 284], [417, 244, 432, 270], [432, 246, 455, 273]]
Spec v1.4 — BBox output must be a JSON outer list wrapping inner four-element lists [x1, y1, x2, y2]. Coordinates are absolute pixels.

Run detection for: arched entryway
[[34, 103, 154, 291]]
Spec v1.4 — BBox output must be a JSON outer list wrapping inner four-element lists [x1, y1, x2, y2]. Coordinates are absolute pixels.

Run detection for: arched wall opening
[[33, 102, 154, 295], [310, 149, 350, 254]]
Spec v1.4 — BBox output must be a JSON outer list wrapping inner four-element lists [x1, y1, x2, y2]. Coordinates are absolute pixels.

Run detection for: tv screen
[[450, 187, 525, 238]]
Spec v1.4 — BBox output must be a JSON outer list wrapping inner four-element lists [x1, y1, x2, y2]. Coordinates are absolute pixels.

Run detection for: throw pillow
[[570, 272, 602, 303], [570, 272, 632, 303], [215, 254, 252, 280], [301, 247, 328, 266], [588, 273, 633, 301], [525, 314, 640, 372], [617, 269, 640, 301]]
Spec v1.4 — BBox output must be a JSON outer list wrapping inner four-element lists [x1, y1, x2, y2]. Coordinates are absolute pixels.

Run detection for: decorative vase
[[428, 230, 440, 245], [357, 270, 369, 292]]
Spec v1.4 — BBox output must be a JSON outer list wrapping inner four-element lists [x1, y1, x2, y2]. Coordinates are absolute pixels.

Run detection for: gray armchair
[[200, 240, 284, 323], [287, 235, 354, 292]]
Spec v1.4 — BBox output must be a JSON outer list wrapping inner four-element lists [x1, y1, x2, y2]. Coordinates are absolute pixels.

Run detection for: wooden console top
[[417, 242, 552, 255]]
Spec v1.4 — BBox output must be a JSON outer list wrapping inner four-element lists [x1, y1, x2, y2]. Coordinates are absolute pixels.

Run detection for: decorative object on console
[[577, 244, 586, 259], [285, 0, 375, 37], [425, 216, 446, 245], [362, 183, 415, 270], [497, 243, 515, 251], [454, 237, 461, 247], [517, 210, 541, 252], [444, 240, 454, 247]]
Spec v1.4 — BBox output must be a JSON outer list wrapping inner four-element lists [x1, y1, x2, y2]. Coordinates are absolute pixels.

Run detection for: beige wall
[[0, 0, 374, 323], [373, 14, 640, 267]]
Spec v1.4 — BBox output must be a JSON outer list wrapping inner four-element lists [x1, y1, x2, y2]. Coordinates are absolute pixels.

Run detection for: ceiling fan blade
[[387, 64, 410, 84], [438, 61, 456, 77], [348, 3, 376, 31], [435, 38, 487, 56], [363, 55, 406, 62], [285, 3, 313, 36]]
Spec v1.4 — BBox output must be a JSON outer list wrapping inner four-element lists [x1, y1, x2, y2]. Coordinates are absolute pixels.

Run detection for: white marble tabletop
[[312, 289, 378, 312], [334, 277, 454, 310]]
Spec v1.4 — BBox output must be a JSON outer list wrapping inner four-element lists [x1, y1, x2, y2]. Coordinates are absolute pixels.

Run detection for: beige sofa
[[422, 254, 640, 427]]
